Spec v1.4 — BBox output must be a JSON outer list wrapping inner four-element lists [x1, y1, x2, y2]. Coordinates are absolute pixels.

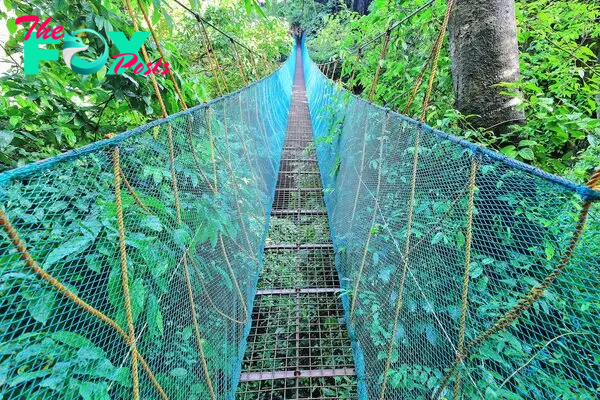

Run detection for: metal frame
[[236, 45, 357, 399]]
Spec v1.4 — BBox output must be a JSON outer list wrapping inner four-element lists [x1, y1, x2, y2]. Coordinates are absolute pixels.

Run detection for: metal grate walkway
[[236, 46, 358, 399]]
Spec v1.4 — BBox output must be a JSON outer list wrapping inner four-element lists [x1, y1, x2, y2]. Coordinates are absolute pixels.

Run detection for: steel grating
[[237, 377, 358, 400], [236, 43, 357, 399], [241, 293, 355, 373], [258, 249, 339, 290]]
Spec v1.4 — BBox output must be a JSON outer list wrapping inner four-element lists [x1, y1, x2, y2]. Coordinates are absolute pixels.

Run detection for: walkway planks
[[236, 45, 358, 399]]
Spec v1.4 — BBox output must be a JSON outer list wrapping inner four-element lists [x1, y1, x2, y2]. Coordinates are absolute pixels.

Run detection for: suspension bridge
[[1, 2, 600, 399]]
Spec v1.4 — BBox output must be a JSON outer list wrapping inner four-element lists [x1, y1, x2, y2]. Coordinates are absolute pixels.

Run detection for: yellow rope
[[119, 3, 217, 397], [349, 111, 372, 226], [248, 54, 260, 80], [188, 252, 246, 324], [401, 50, 434, 115], [231, 39, 249, 85], [199, 19, 230, 93], [401, 0, 456, 117], [453, 159, 478, 400], [199, 27, 224, 97], [229, 104, 269, 220], [218, 234, 249, 319], [119, 168, 153, 214], [379, 123, 420, 400], [0, 208, 168, 399], [122, 0, 168, 119], [420, 0, 455, 122], [221, 104, 259, 261], [185, 124, 217, 194], [0, 210, 129, 339], [433, 168, 600, 399], [206, 108, 219, 193], [348, 50, 361, 88], [136, 0, 187, 110], [349, 113, 389, 324], [137, 355, 168, 400], [165, 126, 183, 224], [349, 31, 392, 227], [112, 148, 141, 400], [368, 28, 392, 102], [182, 255, 217, 400], [331, 59, 339, 80], [337, 58, 346, 86]]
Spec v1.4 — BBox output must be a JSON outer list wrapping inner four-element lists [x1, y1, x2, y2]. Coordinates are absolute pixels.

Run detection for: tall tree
[[448, 0, 525, 134], [348, 0, 372, 15]]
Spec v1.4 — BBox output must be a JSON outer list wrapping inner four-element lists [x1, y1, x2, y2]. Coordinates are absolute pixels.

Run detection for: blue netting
[[0, 46, 295, 400], [303, 39, 600, 399], [2, 35, 600, 400]]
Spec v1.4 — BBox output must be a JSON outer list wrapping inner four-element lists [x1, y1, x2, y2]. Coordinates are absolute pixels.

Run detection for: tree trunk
[[348, 0, 372, 15], [596, 47, 600, 119], [448, 0, 525, 134]]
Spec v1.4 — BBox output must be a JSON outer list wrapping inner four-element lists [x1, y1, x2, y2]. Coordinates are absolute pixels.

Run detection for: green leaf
[[0, 361, 10, 386], [0, 130, 14, 149], [6, 18, 16, 34], [244, 0, 252, 15], [431, 232, 444, 245], [170, 367, 188, 377], [96, 66, 107, 81], [130, 278, 147, 323], [518, 148, 535, 160], [9, 369, 51, 387], [500, 145, 517, 158], [470, 264, 483, 279], [79, 382, 110, 400], [140, 215, 163, 232], [27, 290, 56, 324], [173, 228, 191, 249], [545, 244, 555, 260], [53, 331, 94, 348], [147, 294, 164, 337], [8, 115, 20, 128], [45, 236, 93, 267], [86, 255, 102, 273], [425, 324, 438, 345], [519, 140, 537, 147], [252, 0, 266, 18]]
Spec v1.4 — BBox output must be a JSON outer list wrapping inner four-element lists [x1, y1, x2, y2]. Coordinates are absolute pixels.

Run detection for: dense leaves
[[303, 0, 600, 182], [0, 0, 291, 171]]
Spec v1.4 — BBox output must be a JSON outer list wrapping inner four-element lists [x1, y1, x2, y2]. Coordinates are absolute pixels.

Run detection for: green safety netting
[[2, 36, 600, 400], [0, 47, 296, 399], [302, 40, 600, 399]]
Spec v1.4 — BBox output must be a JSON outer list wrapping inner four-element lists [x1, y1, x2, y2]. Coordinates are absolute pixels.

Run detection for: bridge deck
[[236, 45, 358, 399]]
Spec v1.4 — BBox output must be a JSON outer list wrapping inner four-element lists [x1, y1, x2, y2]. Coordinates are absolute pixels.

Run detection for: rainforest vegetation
[[0, 0, 291, 170], [292, 0, 600, 182], [2, 0, 598, 180], [0, 1, 599, 399]]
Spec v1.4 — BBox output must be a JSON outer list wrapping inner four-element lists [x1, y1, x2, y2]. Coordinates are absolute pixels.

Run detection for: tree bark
[[596, 47, 600, 119], [448, 0, 525, 134], [347, 0, 372, 15]]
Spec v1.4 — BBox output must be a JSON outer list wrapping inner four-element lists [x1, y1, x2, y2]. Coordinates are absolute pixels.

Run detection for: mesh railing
[[303, 41, 600, 400], [0, 46, 295, 400]]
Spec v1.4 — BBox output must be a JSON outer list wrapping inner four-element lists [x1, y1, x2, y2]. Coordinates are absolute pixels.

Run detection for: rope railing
[[0, 4, 298, 396], [313, 0, 438, 80], [303, 21, 600, 397], [121, 0, 220, 397], [171, 0, 271, 79]]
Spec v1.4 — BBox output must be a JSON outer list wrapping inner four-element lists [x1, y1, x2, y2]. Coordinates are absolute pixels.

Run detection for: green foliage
[[303, 0, 600, 182], [271, 0, 343, 38], [0, 0, 290, 171]]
